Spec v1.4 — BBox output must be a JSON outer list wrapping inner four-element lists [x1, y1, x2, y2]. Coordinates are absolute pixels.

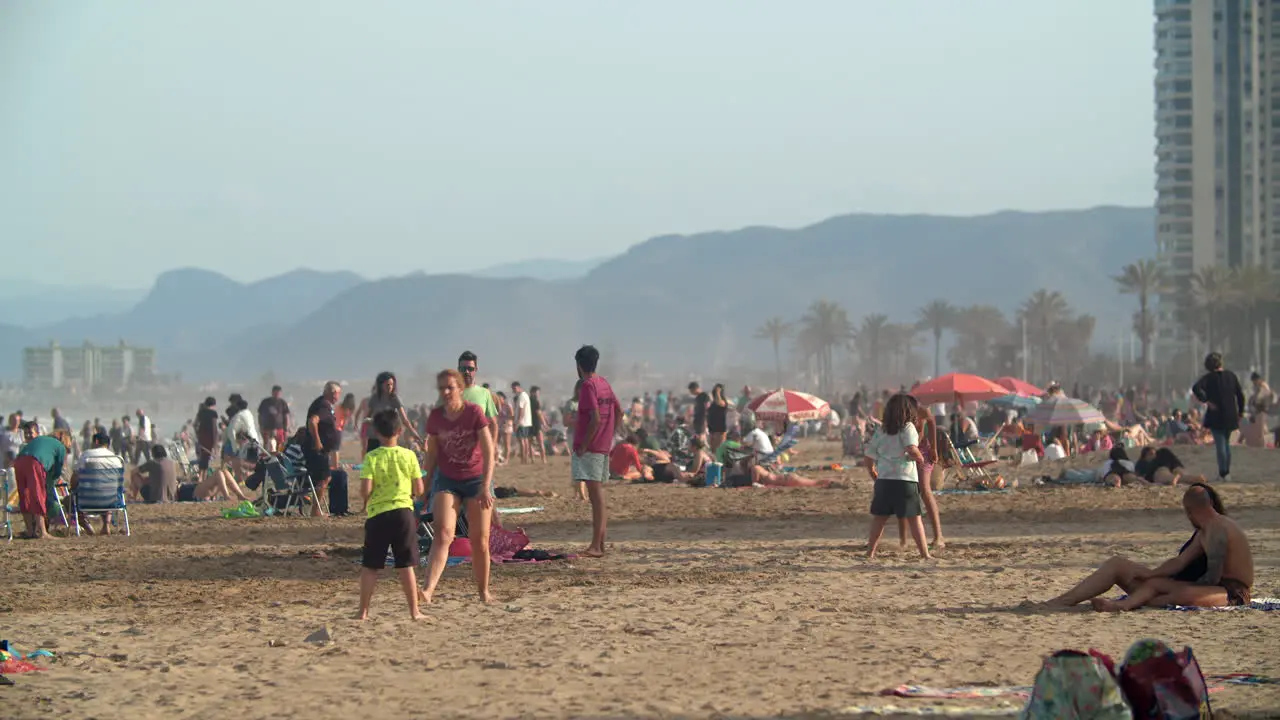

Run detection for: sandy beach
[[2, 442, 1277, 719]]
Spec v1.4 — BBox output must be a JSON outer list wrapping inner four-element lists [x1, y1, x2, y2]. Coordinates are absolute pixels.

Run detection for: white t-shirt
[[513, 391, 533, 428], [1044, 442, 1067, 461], [827, 410, 841, 426], [78, 447, 125, 475], [1095, 458, 1134, 480], [137, 415, 153, 442], [930, 403, 946, 418], [744, 428, 774, 456], [225, 409, 262, 449], [865, 423, 920, 483]]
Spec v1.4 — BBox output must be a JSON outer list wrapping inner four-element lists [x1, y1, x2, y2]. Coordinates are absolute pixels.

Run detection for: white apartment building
[[1154, 0, 1279, 369]]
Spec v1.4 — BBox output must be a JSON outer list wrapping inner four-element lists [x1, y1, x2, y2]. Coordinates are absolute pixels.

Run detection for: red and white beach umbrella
[[909, 373, 1010, 405], [747, 388, 831, 422], [993, 376, 1044, 398]]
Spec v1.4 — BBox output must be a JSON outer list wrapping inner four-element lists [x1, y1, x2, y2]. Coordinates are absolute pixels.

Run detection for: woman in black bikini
[[707, 384, 730, 452], [1045, 482, 1224, 607]]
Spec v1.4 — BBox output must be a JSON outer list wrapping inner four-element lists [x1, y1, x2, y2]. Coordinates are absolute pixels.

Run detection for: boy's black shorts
[[361, 508, 418, 570]]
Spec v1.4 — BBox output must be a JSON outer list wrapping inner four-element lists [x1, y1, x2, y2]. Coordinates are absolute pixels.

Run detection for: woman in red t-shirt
[[608, 434, 651, 481], [421, 368, 497, 605]]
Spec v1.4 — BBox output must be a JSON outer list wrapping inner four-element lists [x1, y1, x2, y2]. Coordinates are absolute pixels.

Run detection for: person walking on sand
[[1191, 352, 1246, 480], [573, 345, 621, 558], [861, 393, 932, 560], [421, 369, 498, 604], [355, 409, 426, 621], [512, 381, 534, 464]]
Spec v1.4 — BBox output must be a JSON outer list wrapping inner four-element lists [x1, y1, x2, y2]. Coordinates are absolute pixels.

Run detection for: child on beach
[[861, 393, 932, 560], [356, 409, 426, 621]]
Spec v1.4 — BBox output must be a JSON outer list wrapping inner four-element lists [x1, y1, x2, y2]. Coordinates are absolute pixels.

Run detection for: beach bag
[[1119, 639, 1212, 720], [1020, 649, 1129, 720]]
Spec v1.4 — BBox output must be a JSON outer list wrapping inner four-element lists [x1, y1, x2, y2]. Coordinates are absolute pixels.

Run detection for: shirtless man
[[1047, 485, 1253, 611]]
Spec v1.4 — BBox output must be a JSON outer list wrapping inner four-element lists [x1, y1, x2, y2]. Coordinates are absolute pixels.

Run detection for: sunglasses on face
[[459, 366, 476, 373]]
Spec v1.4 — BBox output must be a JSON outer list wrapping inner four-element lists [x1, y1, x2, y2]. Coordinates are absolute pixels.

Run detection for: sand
[[1, 442, 1277, 719]]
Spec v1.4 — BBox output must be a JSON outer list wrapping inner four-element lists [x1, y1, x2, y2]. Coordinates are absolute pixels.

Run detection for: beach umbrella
[[988, 394, 1041, 410], [909, 373, 1010, 405], [747, 388, 831, 422], [993, 376, 1044, 398], [1025, 396, 1105, 426]]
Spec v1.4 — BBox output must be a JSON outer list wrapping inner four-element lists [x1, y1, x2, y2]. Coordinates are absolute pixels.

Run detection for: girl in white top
[[224, 396, 262, 481], [861, 393, 931, 560]]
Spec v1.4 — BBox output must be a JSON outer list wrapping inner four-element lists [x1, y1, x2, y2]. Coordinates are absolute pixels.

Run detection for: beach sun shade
[[909, 373, 1010, 405], [747, 388, 831, 422], [1025, 397, 1105, 426], [988, 394, 1042, 409], [993, 376, 1044, 398]]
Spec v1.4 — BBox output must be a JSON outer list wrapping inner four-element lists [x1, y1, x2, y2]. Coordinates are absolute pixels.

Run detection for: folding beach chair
[[162, 439, 198, 482], [249, 439, 320, 517], [3, 468, 13, 542], [936, 430, 999, 488], [70, 464, 130, 537]]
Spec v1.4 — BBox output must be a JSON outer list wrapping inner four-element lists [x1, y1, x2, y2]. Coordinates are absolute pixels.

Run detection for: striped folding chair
[[71, 464, 130, 537], [2, 467, 13, 542]]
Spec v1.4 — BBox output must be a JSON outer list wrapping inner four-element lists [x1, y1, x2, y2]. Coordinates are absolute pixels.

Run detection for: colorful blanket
[[1169, 597, 1280, 611], [935, 488, 1011, 496], [843, 704, 1019, 717]]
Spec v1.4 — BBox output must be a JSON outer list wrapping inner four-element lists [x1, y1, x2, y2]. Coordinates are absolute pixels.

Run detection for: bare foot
[[1090, 598, 1122, 612], [354, 609, 369, 621], [932, 539, 946, 551], [581, 547, 605, 558], [409, 610, 426, 620], [479, 591, 493, 604], [419, 589, 434, 605]]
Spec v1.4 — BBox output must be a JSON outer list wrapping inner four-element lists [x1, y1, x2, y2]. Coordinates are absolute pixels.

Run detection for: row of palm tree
[[755, 292, 1097, 395], [1112, 259, 1278, 378], [753, 260, 1276, 397]]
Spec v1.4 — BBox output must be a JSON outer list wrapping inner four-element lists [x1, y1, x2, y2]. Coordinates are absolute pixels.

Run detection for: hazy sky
[[1, 1, 1154, 289]]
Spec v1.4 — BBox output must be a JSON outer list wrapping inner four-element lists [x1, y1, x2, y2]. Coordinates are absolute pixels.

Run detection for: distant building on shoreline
[[22, 341, 157, 390]]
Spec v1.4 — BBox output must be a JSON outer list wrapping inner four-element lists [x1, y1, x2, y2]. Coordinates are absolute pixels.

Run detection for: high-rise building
[[1153, 0, 1279, 371]]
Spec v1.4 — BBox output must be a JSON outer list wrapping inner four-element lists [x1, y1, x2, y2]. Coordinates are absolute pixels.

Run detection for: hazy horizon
[[2, 1, 1155, 289]]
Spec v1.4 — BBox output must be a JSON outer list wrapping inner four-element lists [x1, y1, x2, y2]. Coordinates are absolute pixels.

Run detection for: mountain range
[[3, 206, 1155, 382]]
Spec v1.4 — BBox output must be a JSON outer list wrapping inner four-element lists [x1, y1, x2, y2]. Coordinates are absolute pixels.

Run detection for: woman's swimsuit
[[708, 404, 728, 434]]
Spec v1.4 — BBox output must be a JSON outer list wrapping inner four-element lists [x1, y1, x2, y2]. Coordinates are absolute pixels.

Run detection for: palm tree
[[754, 317, 794, 388], [1191, 266, 1234, 350], [1231, 266, 1276, 366], [1112, 259, 1168, 373], [1019, 290, 1070, 383], [916, 299, 956, 378], [798, 300, 853, 396], [948, 305, 1010, 375], [853, 313, 891, 390]]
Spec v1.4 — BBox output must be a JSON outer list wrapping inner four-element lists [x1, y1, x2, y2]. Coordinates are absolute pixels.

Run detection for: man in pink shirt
[[572, 345, 621, 557]]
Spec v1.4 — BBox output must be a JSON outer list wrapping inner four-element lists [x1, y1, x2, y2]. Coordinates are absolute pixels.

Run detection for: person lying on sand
[[494, 486, 557, 499], [1045, 484, 1253, 611], [723, 455, 843, 489]]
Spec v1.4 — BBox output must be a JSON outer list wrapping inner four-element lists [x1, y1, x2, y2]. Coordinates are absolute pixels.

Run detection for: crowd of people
[[2, 349, 1264, 617]]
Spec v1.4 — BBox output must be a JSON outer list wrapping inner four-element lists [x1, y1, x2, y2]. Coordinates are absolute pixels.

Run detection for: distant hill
[[5, 268, 365, 380], [0, 279, 146, 327], [472, 257, 605, 281], [232, 206, 1155, 381], [1, 208, 1155, 383]]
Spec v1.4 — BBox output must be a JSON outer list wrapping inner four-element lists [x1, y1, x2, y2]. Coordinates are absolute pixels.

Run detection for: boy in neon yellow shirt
[[356, 409, 426, 620]]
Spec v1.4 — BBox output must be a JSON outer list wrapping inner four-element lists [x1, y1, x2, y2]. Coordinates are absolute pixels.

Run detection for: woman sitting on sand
[[1045, 482, 1227, 608]]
